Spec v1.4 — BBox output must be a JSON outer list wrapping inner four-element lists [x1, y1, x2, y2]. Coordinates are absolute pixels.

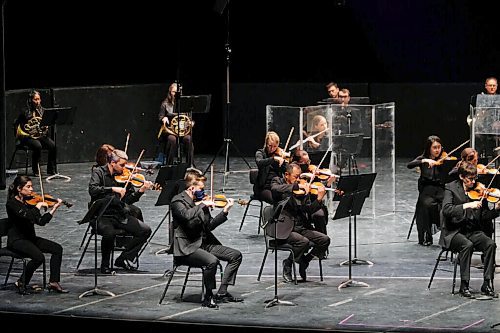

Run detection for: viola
[[125, 163, 154, 175], [25, 192, 73, 208], [114, 168, 162, 190], [273, 147, 291, 161], [211, 194, 248, 208], [477, 164, 498, 175], [466, 182, 500, 203]]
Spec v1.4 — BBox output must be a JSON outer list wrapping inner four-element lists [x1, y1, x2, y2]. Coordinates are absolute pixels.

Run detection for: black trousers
[[416, 184, 443, 244], [311, 206, 328, 235], [9, 237, 63, 284], [159, 134, 193, 166], [20, 136, 57, 174], [95, 215, 152, 267], [175, 244, 242, 291], [450, 230, 496, 282]]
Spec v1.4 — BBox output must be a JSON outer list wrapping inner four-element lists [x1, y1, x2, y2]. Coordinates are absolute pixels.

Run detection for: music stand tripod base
[[339, 258, 374, 266], [338, 279, 369, 290], [264, 297, 296, 308], [46, 173, 72, 182], [79, 287, 116, 299]]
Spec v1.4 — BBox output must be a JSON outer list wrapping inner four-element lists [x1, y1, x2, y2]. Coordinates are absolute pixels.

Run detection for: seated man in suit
[[171, 173, 243, 308], [440, 162, 498, 298], [271, 163, 330, 282]]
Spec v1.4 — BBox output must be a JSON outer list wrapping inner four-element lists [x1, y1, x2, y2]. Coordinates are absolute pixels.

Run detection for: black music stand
[[263, 201, 296, 308], [334, 173, 376, 271], [173, 95, 211, 165], [332, 134, 364, 175], [79, 197, 116, 298], [141, 163, 188, 256], [39, 106, 75, 182]]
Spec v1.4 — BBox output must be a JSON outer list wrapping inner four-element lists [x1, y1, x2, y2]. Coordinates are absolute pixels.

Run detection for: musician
[[303, 114, 329, 150], [254, 131, 288, 204], [292, 149, 336, 239], [407, 135, 447, 246], [158, 82, 194, 166], [271, 163, 330, 282], [88, 149, 152, 274], [171, 174, 243, 308], [16, 90, 57, 176], [6, 175, 68, 294], [94, 143, 116, 168], [440, 162, 498, 298]]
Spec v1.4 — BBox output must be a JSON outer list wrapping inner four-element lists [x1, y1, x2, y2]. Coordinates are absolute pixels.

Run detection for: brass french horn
[[157, 114, 193, 139], [16, 116, 48, 139]]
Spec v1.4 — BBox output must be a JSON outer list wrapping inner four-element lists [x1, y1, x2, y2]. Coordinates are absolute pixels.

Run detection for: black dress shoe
[[47, 282, 69, 294], [299, 258, 309, 281], [282, 259, 293, 283], [100, 266, 113, 274], [114, 258, 137, 271], [459, 287, 472, 298], [215, 292, 243, 303], [481, 285, 498, 297], [14, 280, 30, 295], [202, 295, 219, 309]]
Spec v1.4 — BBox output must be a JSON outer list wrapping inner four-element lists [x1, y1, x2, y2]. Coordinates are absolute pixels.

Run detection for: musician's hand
[[113, 187, 127, 199], [299, 182, 310, 193], [327, 175, 337, 186], [201, 200, 216, 208], [309, 140, 320, 149], [223, 198, 234, 213], [36, 202, 49, 210], [464, 201, 482, 210], [273, 156, 284, 166], [139, 181, 153, 193], [316, 186, 326, 201], [162, 117, 169, 125], [191, 120, 195, 127], [422, 159, 437, 168], [53, 198, 63, 209], [496, 201, 500, 210]]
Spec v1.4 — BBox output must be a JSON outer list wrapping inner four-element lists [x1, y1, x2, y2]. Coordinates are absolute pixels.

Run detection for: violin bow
[[123, 149, 145, 190], [37, 163, 46, 205], [437, 139, 470, 163], [289, 128, 329, 151], [306, 142, 334, 189], [124, 133, 130, 154], [283, 127, 294, 152], [210, 164, 214, 201], [481, 164, 500, 200], [485, 154, 500, 167]]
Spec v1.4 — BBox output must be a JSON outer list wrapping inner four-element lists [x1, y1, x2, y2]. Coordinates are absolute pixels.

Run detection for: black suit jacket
[[439, 180, 498, 248], [171, 191, 228, 257]]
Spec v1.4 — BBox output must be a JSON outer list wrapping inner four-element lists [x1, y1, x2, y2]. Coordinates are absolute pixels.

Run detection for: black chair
[[159, 257, 223, 304], [0, 218, 46, 290], [256, 206, 324, 284], [427, 247, 458, 294], [239, 169, 265, 234], [8, 143, 32, 175]]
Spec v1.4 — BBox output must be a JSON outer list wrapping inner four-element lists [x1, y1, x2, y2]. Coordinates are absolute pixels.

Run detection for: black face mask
[[193, 189, 205, 202], [299, 164, 309, 173]]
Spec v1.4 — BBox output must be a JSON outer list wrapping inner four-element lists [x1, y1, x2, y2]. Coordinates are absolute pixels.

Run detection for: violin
[[477, 164, 499, 175], [114, 168, 162, 190], [273, 147, 291, 160], [466, 182, 500, 203], [125, 163, 154, 175], [25, 192, 73, 208], [434, 151, 458, 166], [211, 194, 248, 208]]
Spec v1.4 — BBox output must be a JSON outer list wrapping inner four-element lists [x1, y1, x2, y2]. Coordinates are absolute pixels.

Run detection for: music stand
[[171, 95, 211, 165], [334, 173, 376, 271], [263, 201, 296, 308], [39, 106, 75, 182], [140, 164, 188, 256], [79, 197, 116, 298], [332, 134, 364, 175]]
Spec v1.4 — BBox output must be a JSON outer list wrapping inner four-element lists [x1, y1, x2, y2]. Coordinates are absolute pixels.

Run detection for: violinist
[[407, 135, 447, 246], [5, 175, 68, 294], [448, 148, 478, 179], [271, 163, 330, 282], [292, 149, 335, 243], [171, 174, 243, 308], [94, 143, 115, 168], [88, 149, 152, 274], [440, 162, 498, 298], [254, 131, 288, 204], [157, 82, 194, 166]]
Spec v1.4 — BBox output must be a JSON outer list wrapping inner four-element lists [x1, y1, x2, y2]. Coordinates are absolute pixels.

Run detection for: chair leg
[[319, 259, 324, 282], [290, 251, 297, 285], [257, 249, 269, 281], [42, 260, 47, 288], [159, 267, 176, 304], [407, 210, 417, 240], [239, 200, 252, 232], [257, 201, 263, 234], [24, 150, 29, 175], [8, 148, 18, 170], [428, 249, 446, 289], [180, 266, 191, 300], [452, 256, 458, 294], [4, 258, 15, 286]]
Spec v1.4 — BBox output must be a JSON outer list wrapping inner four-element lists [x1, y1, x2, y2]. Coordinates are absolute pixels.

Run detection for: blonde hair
[[110, 149, 128, 162], [264, 131, 280, 149]]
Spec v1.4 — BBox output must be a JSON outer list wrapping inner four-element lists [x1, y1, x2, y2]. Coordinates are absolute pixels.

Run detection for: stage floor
[[1, 156, 499, 332]]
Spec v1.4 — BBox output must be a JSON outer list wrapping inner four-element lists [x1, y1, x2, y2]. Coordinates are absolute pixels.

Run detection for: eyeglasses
[[465, 176, 477, 181]]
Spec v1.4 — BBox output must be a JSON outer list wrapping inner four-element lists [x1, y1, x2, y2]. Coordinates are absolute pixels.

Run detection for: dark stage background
[[1, 0, 499, 165]]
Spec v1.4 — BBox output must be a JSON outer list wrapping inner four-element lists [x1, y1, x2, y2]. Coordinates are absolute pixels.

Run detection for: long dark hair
[[94, 143, 115, 167], [8, 175, 32, 199], [423, 135, 443, 158]]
